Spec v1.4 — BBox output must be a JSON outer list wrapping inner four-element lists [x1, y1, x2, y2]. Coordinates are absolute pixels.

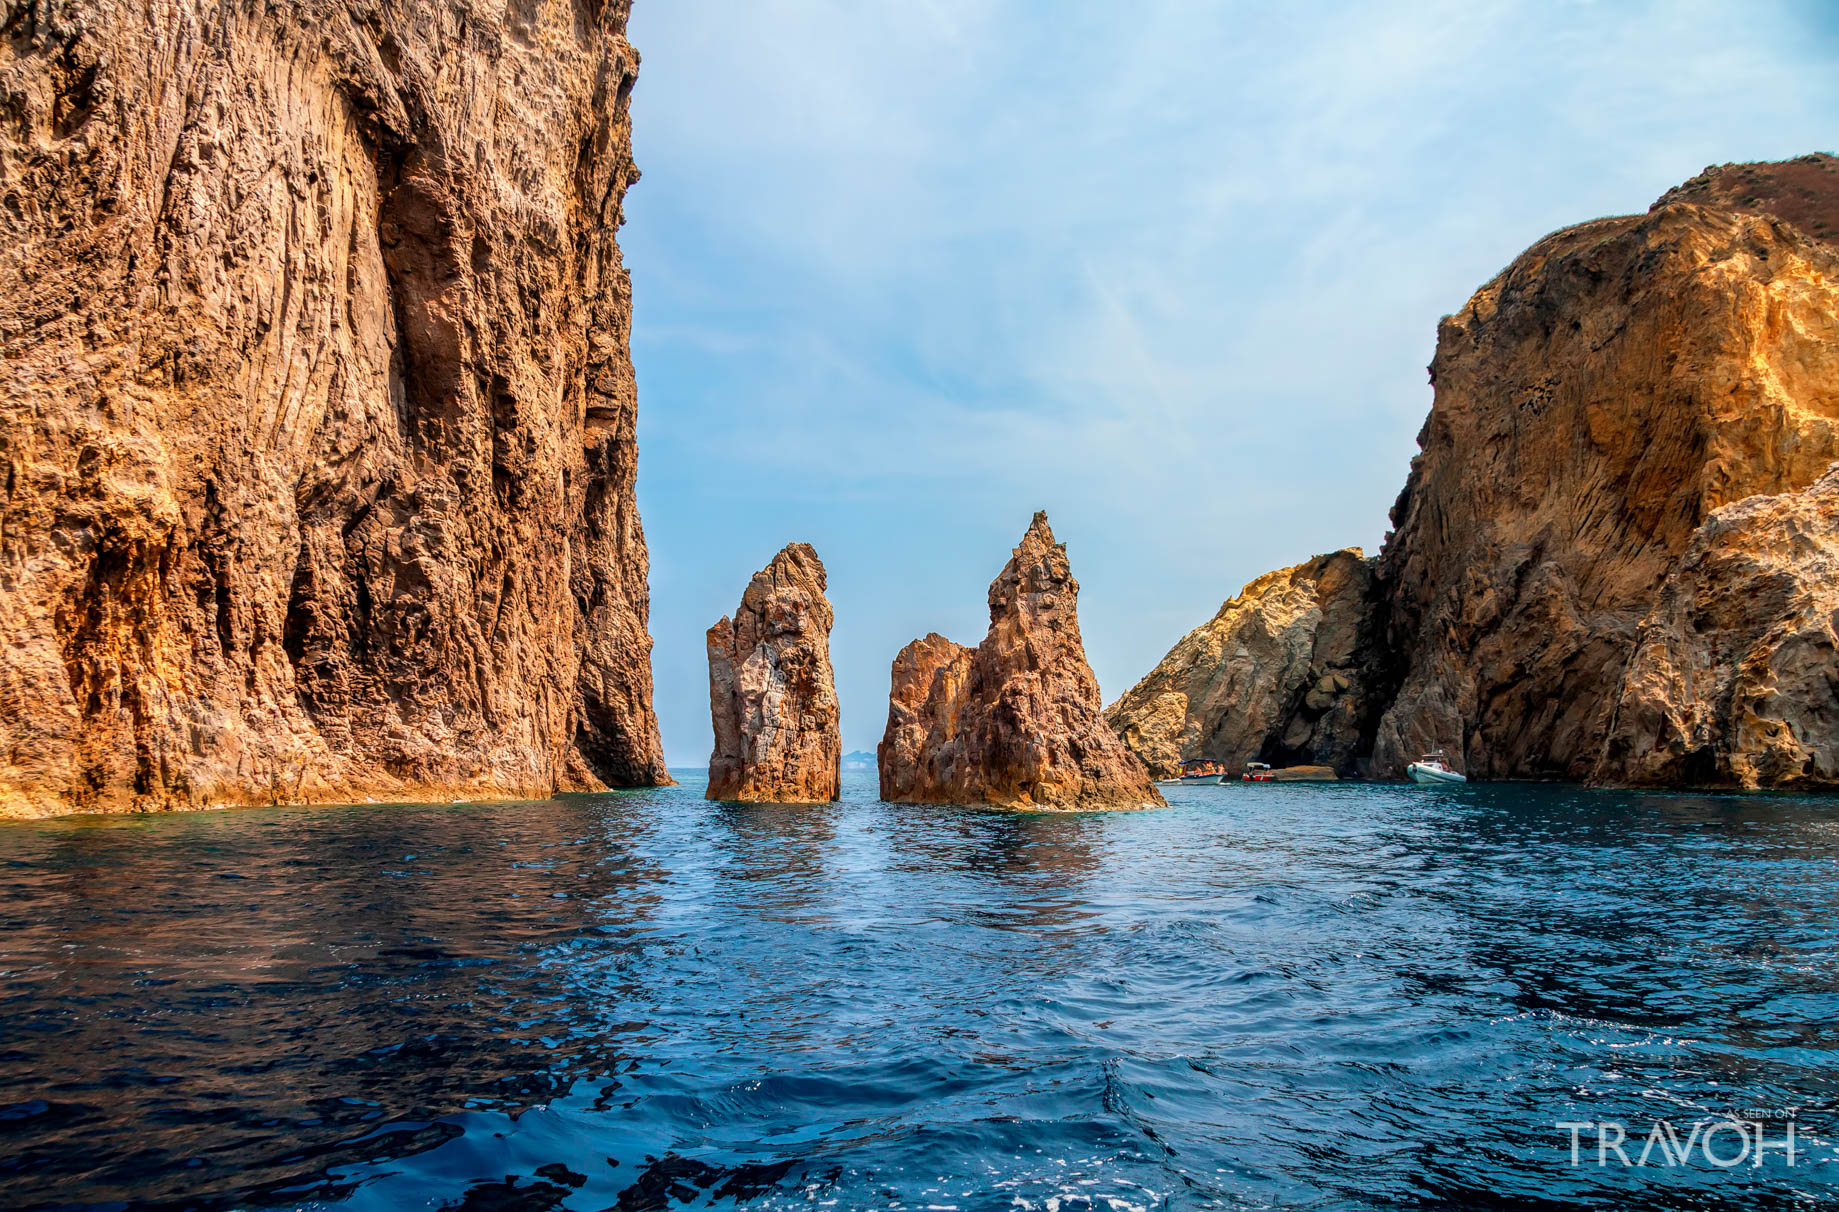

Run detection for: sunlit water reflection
[[3, 773, 1836, 1209]]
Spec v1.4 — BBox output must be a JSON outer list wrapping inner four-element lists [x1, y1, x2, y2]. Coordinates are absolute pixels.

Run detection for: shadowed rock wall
[[0, 0, 668, 815]]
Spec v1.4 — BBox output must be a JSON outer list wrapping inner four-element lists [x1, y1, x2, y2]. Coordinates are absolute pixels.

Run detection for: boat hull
[[1176, 774, 1225, 785], [1407, 763, 1467, 785]]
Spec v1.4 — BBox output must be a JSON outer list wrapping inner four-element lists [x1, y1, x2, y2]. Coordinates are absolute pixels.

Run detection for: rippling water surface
[[3, 773, 1838, 1210]]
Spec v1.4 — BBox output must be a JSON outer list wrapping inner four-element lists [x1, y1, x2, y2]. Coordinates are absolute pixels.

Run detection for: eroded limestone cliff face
[[1105, 549, 1373, 779], [879, 513, 1163, 810], [1370, 156, 1839, 782], [0, 0, 668, 816], [706, 543, 840, 803]]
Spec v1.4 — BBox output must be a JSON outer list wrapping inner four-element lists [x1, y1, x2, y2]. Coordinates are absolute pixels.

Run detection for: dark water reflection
[[2, 775, 1837, 1210]]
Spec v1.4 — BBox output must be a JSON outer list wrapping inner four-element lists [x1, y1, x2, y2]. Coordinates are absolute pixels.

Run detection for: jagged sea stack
[[878, 513, 1164, 810], [706, 545, 841, 803], [0, 1, 669, 816]]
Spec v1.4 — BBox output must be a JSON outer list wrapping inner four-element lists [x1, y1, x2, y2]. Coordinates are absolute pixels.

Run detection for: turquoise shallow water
[[2, 772, 1837, 1210]]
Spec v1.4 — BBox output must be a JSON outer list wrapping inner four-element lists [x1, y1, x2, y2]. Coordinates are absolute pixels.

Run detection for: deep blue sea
[[2, 772, 1837, 1211]]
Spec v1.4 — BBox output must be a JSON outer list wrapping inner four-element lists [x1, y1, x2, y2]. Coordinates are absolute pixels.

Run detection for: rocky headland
[[0, 1, 668, 816], [1106, 549, 1374, 779], [1111, 155, 1839, 790], [706, 544, 840, 803], [880, 514, 1164, 810]]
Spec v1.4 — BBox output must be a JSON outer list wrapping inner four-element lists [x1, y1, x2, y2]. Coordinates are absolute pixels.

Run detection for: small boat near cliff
[[1185, 761, 1228, 784], [1159, 759, 1226, 785], [1406, 752, 1467, 784]]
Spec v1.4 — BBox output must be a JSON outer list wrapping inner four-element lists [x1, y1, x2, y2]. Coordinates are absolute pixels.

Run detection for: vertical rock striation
[[1370, 156, 1839, 783], [1105, 549, 1374, 779], [878, 632, 973, 804], [1108, 155, 1839, 790], [0, 0, 668, 816], [706, 543, 840, 803], [879, 513, 1163, 810], [1600, 464, 1839, 788]]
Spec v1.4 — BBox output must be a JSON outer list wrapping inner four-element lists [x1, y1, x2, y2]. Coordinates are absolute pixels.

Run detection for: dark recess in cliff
[[0, 0, 669, 816]]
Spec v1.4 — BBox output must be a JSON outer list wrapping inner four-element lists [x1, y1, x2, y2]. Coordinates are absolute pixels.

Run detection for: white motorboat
[[1406, 752, 1467, 784]]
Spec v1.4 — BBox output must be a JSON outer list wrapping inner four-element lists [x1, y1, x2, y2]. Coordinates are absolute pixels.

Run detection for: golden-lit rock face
[[1105, 550, 1373, 779], [1110, 156, 1839, 789], [1601, 465, 1839, 788], [1371, 157, 1839, 782], [706, 544, 841, 804], [879, 513, 1164, 811], [0, 1, 668, 816]]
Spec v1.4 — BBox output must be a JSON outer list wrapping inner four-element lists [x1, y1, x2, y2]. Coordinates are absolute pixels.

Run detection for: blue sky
[[622, 0, 1839, 768]]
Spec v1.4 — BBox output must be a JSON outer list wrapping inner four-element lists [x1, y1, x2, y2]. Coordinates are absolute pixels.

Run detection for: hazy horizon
[[623, 0, 1839, 768]]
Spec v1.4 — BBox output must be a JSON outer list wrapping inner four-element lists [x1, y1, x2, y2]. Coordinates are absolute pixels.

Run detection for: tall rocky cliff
[[1372, 155, 1839, 785], [1112, 155, 1839, 789], [0, 0, 669, 816], [1600, 464, 1839, 786]]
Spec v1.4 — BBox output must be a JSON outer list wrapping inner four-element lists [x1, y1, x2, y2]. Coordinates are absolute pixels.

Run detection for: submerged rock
[[878, 513, 1163, 810], [1105, 550, 1373, 779], [0, 1, 669, 816], [706, 544, 841, 803]]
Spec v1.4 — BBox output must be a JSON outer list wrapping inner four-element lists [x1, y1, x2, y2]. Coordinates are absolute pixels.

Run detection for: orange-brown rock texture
[[1599, 464, 1839, 788], [879, 513, 1164, 810], [705, 543, 840, 803], [1105, 549, 1374, 779], [0, 0, 669, 816], [1110, 155, 1839, 789], [1370, 155, 1839, 784], [878, 631, 972, 804]]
